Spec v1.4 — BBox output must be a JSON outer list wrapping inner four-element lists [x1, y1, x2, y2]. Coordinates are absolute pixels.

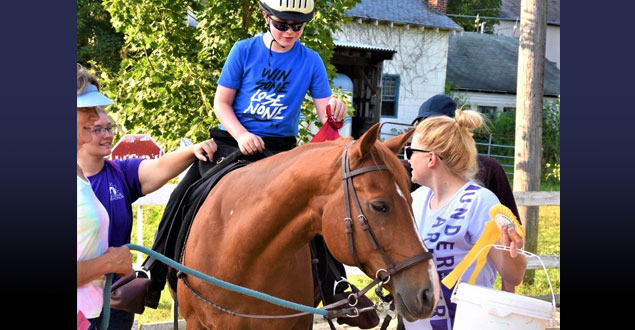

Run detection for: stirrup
[[333, 277, 351, 296]]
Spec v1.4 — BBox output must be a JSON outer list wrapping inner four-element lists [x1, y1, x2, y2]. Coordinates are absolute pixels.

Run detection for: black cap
[[412, 94, 458, 125]]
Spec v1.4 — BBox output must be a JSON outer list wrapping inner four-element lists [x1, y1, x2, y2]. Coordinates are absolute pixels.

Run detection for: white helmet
[[259, 0, 314, 23]]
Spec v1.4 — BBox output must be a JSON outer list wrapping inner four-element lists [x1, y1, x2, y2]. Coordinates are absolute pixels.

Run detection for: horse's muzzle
[[394, 282, 438, 322]]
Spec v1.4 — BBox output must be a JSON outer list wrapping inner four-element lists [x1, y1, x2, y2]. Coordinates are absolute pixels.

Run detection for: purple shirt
[[87, 159, 144, 249]]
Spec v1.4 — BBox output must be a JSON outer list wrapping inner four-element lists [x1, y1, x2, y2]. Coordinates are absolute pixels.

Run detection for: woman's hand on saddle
[[328, 97, 347, 122], [104, 246, 133, 277], [500, 225, 524, 258], [193, 138, 218, 162], [236, 131, 265, 155]]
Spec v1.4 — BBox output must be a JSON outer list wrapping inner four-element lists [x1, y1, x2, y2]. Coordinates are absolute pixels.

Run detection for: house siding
[[458, 91, 558, 114], [333, 22, 450, 126], [494, 21, 560, 69]]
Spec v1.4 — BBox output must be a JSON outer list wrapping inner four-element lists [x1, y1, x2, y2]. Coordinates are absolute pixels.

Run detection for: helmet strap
[[265, 16, 286, 67]]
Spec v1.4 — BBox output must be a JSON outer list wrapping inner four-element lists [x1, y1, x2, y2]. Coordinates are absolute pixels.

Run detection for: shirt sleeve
[[114, 159, 144, 202], [217, 41, 245, 90], [308, 52, 332, 99]]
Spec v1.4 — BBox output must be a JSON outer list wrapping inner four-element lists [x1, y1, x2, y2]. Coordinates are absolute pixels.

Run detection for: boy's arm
[[214, 85, 264, 155]]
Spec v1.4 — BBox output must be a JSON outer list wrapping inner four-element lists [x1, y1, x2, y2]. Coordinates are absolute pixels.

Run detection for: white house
[[332, 0, 462, 136], [493, 0, 560, 69]]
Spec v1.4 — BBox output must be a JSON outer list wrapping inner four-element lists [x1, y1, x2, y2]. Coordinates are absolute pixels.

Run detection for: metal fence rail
[[379, 122, 516, 178]]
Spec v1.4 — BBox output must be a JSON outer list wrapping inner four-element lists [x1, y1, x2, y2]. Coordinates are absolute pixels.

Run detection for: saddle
[[164, 149, 252, 291]]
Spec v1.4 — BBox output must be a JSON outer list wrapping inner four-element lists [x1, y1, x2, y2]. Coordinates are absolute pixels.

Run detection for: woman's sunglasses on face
[[404, 146, 443, 161], [269, 16, 304, 32]]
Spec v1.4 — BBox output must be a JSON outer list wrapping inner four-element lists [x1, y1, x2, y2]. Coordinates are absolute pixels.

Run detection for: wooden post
[[513, 0, 547, 285]]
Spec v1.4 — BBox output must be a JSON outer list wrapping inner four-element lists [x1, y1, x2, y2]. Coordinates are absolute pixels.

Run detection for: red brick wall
[[428, 0, 447, 14]]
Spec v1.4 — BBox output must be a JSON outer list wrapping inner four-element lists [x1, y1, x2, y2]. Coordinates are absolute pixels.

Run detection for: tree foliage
[[79, 0, 360, 150], [77, 0, 125, 73], [446, 0, 501, 32], [473, 97, 561, 185]]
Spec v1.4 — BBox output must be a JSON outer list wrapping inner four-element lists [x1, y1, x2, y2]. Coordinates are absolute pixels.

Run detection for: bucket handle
[[449, 244, 557, 324]]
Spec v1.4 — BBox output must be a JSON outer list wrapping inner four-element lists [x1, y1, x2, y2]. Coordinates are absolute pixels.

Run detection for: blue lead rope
[[100, 244, 330, 328], [100, 273, 113, 330]]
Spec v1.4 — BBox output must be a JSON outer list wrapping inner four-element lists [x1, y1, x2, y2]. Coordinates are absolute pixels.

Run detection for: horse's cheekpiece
[[340, 141, 433, 284]]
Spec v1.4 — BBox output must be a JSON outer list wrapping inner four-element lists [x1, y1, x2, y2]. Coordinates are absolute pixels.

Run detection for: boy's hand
[[237, 132, 265, 155], [328, 97, 347, 122]]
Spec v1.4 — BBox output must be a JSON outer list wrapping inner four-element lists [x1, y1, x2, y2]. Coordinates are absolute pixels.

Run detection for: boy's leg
[[142, 135, 242, 308], [142, 161, 203, 308]]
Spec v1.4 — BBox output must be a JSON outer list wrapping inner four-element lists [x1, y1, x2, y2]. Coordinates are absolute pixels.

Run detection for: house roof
[[447, 32, 560, 96], [500, 0, 560, 26], [345, 0, 462, 31], [333, 40, 397, 53]]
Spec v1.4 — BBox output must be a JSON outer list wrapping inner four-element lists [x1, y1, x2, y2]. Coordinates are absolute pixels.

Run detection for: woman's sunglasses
[[269, 17, 304, 32], [404, 146, 443, 160]]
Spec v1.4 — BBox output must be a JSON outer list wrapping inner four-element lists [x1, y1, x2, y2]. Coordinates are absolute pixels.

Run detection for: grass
[[128, 205, 560, 326]]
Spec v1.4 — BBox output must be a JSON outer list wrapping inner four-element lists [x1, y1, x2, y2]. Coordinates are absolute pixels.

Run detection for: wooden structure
[[331, 41, 396, 138], [514, 0, 548, 285]]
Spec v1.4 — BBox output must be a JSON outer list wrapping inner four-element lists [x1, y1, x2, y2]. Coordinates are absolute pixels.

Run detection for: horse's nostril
[[420, 287, 434, 307]]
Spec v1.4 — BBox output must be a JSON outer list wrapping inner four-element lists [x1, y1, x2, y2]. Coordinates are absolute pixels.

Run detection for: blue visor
[[77, 84, 114, 108]]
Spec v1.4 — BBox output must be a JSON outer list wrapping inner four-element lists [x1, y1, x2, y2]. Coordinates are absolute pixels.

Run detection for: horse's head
[[320, 123, 440, 321]]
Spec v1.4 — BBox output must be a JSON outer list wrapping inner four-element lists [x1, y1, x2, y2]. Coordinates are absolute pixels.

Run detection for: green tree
[[84, 0, 360, 150], [446, 0, 501, 32], [473, 97, 561, 185], [77, 0, 124, 73]]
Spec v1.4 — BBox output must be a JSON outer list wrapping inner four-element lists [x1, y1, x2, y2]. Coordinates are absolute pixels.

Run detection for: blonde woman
[[403, 110, 526, 330]]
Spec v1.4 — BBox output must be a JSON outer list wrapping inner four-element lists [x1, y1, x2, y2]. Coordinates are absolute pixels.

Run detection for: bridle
[[340, 142, 433, 294]]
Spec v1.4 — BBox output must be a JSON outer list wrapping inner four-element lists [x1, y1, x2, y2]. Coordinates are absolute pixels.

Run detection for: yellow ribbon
[[441, 204, 524, 289]]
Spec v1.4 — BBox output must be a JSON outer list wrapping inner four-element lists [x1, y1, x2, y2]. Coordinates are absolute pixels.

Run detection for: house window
[[477, 105, 497, 118], [503, 107, 516, 113], [381, 75, 400, 117]]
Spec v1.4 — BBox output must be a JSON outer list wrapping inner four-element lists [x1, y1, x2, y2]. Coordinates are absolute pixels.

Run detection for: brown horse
[[176, 124, 440, 329]]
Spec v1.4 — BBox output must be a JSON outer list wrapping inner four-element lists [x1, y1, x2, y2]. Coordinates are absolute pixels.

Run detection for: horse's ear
[[353, 123, 380, 157], [383, 128, 415, 155]]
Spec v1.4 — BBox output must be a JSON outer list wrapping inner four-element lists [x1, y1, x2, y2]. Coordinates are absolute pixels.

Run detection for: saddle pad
[[166, 156, 249, 291]]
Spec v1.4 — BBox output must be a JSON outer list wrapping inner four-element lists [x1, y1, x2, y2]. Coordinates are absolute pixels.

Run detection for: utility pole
[[514, 0, 547, 285]]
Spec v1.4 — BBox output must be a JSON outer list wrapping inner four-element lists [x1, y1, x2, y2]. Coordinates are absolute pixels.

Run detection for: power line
[[446, 13, 506, 20]]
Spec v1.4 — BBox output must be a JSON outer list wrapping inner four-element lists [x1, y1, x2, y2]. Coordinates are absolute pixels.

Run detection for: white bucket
[[450, 245, 557, 330]]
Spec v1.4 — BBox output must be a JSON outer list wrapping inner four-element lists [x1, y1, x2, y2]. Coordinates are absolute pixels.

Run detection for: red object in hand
[[77, 311, 90, 330], [310, 105, 344, 143]]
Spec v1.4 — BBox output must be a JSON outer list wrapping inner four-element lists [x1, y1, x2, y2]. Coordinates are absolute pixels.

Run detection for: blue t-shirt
[[217, 35, 332, 137], [87, 159, 144, 249]]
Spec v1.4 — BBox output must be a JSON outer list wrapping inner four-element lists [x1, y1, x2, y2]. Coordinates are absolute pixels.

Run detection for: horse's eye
[[371, 201, 390, 213]]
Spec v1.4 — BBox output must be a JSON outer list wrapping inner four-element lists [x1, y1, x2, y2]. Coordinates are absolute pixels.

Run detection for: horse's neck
[[227, 144, 342, 259]]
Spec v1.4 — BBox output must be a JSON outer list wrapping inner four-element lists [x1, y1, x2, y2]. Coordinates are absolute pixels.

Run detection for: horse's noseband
[[341, 142, 433, 283]]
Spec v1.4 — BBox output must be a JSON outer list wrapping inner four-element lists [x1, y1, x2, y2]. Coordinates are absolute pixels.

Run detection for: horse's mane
[[241, 137, 410, 203]]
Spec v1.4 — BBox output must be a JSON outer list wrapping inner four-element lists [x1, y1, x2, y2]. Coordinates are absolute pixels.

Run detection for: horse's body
[[176, 124, 440, 329]]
